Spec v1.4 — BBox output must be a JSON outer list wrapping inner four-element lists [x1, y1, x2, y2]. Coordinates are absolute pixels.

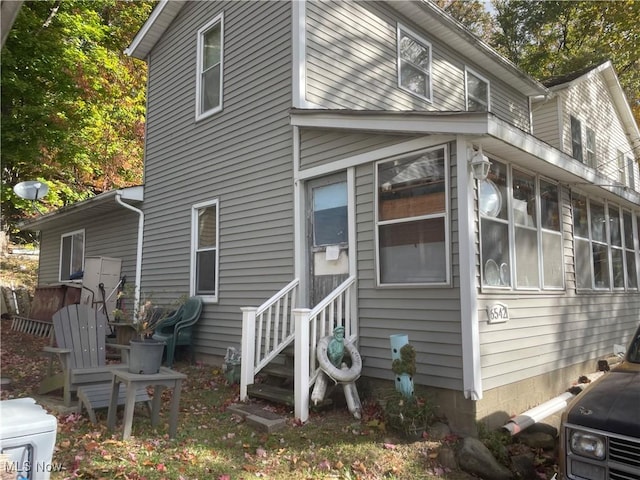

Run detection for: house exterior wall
[[474, 163, 640, 427], [354, 141, 464, 391], [545, 72, 639, 187], [141, 0, 295, 359], [305, 0, 530, 131], [36, 208, 139, 290]]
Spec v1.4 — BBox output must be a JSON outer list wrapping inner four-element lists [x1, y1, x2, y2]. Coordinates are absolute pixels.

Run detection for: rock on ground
[[457, 437, 513, 480]]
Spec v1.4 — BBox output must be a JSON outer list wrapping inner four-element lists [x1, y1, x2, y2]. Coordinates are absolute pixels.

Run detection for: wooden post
[[293, 308, 311, 423], [240, 307, 257, 402]]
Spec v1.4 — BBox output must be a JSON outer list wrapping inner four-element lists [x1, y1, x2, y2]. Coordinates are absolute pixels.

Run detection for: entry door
[[307, 174, 349, 307]]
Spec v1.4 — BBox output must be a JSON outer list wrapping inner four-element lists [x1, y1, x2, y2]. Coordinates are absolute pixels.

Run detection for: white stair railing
[[240, 279, 299, 401], [294, 275, 357, 422], [240, 275, 358, 423]]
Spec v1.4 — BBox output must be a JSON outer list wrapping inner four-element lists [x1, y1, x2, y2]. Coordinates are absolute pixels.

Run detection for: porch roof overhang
[[18, 186, 144, 231], [290, 109, 640, 207]]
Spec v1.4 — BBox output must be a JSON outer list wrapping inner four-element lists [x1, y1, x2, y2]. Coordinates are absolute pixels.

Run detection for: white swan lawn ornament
[[311, 327, 363, 419]]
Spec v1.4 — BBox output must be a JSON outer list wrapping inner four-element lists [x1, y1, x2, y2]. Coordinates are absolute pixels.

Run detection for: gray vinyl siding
[[36, 210, 139, 287], [354, 141, 463, 391], [476, 174, 640, 391], [305, 1, 530, 130], [141, 0, 294, 358], [300, 130, 423, 171], [531, 96, 561, 149], [558, 73, 637, 184]]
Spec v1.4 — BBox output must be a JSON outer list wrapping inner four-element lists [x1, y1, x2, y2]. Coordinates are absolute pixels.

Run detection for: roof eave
[[124, 0, 184, 59], [18, 186, 144, 231]]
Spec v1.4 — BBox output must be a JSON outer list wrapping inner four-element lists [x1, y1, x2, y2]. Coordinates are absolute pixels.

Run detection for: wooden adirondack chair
[[39, 304, 130, 406], [152, 296, 203, 367]]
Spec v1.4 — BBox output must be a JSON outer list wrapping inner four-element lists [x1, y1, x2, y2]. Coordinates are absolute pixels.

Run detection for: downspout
[[115, 192, 144, 311]]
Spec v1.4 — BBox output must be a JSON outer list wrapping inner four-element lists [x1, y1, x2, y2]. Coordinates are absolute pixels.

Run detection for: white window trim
[[190, 199, 220, 303], [59, 229, 85, 283], [585, 127, 596, 168], [374, 144, 450, 287], [195, 13, 224, 121], [397, 23, 433, 103], [479, 161, 565, 293], [464, 66, 490, 112]]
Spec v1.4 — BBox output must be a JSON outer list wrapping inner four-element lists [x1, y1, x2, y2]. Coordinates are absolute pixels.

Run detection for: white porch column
[[456, 136, 483, 400], [293, 308, 311, 422], [240, 307, 257, 402]]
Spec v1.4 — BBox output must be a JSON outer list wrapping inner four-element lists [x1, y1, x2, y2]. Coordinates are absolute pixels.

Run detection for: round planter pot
[[129, 339, 165, 374]]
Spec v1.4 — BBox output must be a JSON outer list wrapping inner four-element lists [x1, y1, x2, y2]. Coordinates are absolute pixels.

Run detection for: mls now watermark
[[4, 460, 64, 478]]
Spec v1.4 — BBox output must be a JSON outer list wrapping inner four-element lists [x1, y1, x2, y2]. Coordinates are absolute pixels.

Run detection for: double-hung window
[[570, 116, 583, 162], [196, 14, 223, 120], [60, 230, 85, 281], [480, 160, 563, 290], [376, 146, 448, 285], [465, 67, 490, 112], [191, 200, 219, 301], [572, 194, 639, 291], [397, 25, 432, 101]]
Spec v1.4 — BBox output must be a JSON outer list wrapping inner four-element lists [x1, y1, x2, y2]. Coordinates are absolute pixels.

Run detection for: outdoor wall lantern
[[470, 145, 491, 181]]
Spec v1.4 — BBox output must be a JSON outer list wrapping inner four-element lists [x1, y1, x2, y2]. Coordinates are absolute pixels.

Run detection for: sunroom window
[[480, 160, 563, 290], [191, 200, 219, 301], [196, 14, 223, 120], [397, 25, 432, 101], [572, 194, 639, 291], [376, 146, 448, 285], [60, 230, 85, 281], [465, 68, 489, 112]]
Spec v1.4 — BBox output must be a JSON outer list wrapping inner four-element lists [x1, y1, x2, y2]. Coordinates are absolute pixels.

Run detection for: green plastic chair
[[152, 296, 203, 367]]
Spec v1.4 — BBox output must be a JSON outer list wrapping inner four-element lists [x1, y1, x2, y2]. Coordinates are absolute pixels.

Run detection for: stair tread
[[247, 383, 294, 406], [260, 363, 294, 378]]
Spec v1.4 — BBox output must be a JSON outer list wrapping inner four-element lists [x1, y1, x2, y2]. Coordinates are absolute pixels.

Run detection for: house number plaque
[[487, 303, 509, 324]]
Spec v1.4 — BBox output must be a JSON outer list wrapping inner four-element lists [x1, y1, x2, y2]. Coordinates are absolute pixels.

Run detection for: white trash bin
[[0, 398, 58, 480]]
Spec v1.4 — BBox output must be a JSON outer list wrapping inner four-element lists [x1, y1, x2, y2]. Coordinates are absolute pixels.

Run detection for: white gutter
[[115, 189, 144, 312]]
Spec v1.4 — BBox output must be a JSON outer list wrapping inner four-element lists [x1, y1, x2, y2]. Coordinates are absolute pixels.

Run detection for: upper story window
[[196, 14, 223, 120], [376, 146, 449, 285], [397, 25, 432, 102], [465, 67, 490, 112], [572, 193, 639, 291], [585, 127, 596, 168], [191, 199, 219, 302], [60, 230, 85, 281], [617, 150, 627, 185], [480, 160, 563, 291], [570, 116, 583, 162], [627, 155, 636, 191]]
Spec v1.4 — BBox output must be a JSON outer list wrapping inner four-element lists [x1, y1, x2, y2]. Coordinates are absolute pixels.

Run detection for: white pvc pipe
[[502, 391, 576, 435]]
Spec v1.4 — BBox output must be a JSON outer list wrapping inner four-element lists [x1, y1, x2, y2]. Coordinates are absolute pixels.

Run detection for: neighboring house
[[21, 1, 640, 434], [19, 187, 144, 313]]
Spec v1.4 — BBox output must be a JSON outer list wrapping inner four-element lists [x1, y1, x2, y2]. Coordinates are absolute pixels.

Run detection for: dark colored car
[[560, 323, 640, 480]]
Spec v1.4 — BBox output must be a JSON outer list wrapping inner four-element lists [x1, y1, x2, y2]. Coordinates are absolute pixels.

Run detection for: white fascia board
[[116, 185, 144, 202], [290, 111, 490, 135], [124, 1, 184, 59]]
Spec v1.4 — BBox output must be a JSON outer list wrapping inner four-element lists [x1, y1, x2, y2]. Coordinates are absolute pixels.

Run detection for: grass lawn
[[1, 319, 474, 480]]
